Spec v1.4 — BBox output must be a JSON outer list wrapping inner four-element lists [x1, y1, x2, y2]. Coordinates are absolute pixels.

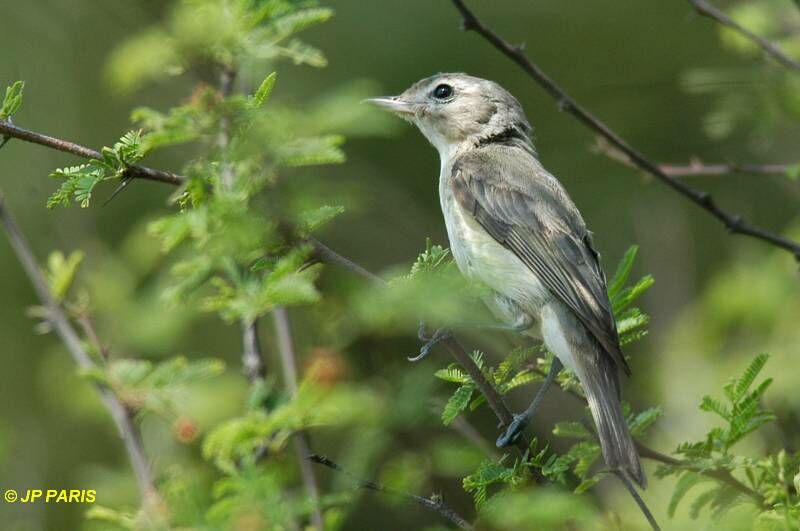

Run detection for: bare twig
[[0, 193, 157, 501], [0, 120, 183, 185], [689, 0, 800, 72], [448, 0, 800, 263], [309, 454, 474, 530], [272, 307, 324, 531], [593, 138, 797, 178], [660, 162, 796, 178]]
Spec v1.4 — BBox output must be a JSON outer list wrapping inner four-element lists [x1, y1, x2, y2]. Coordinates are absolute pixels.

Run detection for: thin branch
[[593, 138, 797, 178], [528, 365, 763, 503], [272, 307, 325, 531], [309, 454, 474, 530], [0, 193, 157, 501], [448, 0, 800, 263], [635, 443, 760, 503], [0, 120, 183, 185], [660, 162, 797, 178], [689, 0, 800, 72]]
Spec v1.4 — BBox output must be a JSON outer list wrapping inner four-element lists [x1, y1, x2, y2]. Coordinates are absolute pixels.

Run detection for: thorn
[[103, 176, 134, 206]]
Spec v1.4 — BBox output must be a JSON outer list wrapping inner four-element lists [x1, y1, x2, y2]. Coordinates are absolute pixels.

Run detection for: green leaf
[[0, 80, 25, 120], [297, 204, 344, 233], [733, 353, 769, 402], [629, 406, 662, 437], [668, 472, 706, 517], [45, 250, 85, 302], [252, 72, 277, 107], [553, 421, 590, 439], [608, 245, 638, 298], [441, 384, 474, 425], [434, 365, 471, 384]]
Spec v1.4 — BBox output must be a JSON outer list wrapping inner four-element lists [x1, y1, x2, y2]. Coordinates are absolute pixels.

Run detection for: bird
[[367, 73, 645, 488]]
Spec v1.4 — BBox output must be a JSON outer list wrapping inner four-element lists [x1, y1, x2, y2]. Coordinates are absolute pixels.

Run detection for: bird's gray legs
[[496, 357, 563, 447], [410, 323, 454, 362]]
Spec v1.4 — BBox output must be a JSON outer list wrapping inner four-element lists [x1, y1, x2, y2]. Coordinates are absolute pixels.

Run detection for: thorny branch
[[272, 307, 325, 531], [689, 0, 800, 72], [593, 138, 798, 178], [0, 193, 157, 501], [309, 454, 474, 530], [213, 63, 324, 529], [0, 120, 182, 185], [448, 0, 800, 263]]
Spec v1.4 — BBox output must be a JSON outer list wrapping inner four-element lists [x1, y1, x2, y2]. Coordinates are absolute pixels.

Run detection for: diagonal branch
[[448, 0, 800, 263], [0, 192, 157, 501], [689, 0, 800, 72], [272, 307, 325, 531], [310, 454, 474, 530], [0, 120, 183, 185]]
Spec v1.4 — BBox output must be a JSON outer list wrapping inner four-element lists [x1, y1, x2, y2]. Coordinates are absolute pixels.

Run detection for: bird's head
[[367, 73, 531, 157]]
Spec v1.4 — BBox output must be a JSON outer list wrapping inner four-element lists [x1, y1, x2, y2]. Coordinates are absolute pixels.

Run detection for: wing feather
[[451, 149, 630, 375]]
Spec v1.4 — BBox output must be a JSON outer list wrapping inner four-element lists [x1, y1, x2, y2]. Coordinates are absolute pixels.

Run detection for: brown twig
[[0, 193, 157, 501], [592, 138, 797, 178], [272, 307, 324, 531], [448, 0, 800, 263], [660, 162, 796, 178], [0, 120, 183, 185], [528, 365, 762, 503], [689, 0, 800, 72], [309, 454, 474, 530]]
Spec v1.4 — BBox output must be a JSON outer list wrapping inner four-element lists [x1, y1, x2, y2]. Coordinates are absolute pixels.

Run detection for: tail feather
[[580, 355, 646, 488]]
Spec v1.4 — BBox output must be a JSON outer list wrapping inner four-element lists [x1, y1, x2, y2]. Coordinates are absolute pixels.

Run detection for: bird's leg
[[410, 321, 453, 362], [496, 357, 563, 448]]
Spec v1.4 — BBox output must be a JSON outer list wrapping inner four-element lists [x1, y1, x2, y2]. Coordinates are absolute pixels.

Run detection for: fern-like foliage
[[657, 354, 799, 524]]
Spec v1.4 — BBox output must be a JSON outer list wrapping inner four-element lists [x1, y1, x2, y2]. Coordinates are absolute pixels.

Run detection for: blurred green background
[[1, 1, 798, 529]]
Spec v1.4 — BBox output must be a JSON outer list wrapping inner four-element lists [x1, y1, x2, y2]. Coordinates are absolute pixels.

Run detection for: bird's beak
[[364, 96, 415, 116]]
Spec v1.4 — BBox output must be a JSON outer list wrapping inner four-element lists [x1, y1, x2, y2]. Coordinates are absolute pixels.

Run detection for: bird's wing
[[451, 147, 629, 375]]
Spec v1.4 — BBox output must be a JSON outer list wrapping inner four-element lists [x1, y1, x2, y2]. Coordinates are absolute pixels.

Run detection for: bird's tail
[[579, 352, 646, 488]]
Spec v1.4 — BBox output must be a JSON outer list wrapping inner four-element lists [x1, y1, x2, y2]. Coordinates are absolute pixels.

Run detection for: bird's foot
[[496, 413, 531, 448], [410, 322, 452, 362]]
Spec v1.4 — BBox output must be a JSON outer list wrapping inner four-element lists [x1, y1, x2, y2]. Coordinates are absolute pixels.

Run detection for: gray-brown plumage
[[368, 73, 645, 487]]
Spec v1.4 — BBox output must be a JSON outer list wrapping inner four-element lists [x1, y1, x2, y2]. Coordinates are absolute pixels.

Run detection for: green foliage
[[45, 250, 84, 302], [683, 1, 800, 146], [658, 354, 800, 525], [82, 356, 225, 420], [48, 131, 145, 208], [0, 80, 24, 120]]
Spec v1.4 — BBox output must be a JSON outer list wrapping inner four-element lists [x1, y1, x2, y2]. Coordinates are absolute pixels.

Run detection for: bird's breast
[[438, 175, 550, 317]]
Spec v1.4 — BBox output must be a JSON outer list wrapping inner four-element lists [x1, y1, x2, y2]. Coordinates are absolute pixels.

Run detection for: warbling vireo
[[368, 73, 645, 488]]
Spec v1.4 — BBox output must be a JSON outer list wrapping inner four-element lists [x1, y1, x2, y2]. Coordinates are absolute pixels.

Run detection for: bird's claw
[[496, 413, 529, 448], [409, 324, 452, 362]]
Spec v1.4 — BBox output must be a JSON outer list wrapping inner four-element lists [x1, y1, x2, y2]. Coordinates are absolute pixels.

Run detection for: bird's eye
[[432, 84, 454, 100]]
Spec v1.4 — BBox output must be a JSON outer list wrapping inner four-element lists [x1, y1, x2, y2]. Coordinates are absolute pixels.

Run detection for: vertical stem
[[242, 320, 267, 382], [272, 306, 325, 531], [0, 194, 157, 501]]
